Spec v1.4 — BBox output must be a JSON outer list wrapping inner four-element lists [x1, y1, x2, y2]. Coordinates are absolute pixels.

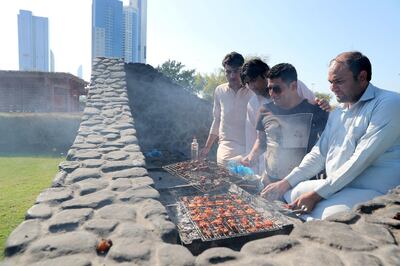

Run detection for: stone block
[[62, 190, 115, 209], [26, 204, 52, 220], [48, 208, 93, 232], [5, 220, 41, 256], [36, 187, 72, 203]]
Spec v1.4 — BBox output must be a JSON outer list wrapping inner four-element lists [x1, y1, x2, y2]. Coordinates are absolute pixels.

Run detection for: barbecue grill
[[159, 183, 293, 255], [162, 159, 244, 192]]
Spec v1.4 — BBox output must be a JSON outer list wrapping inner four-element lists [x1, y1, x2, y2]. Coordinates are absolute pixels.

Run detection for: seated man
[[243, 63, 329, 185], [241, 59, 327, 175], [261, 51, 400, 220]]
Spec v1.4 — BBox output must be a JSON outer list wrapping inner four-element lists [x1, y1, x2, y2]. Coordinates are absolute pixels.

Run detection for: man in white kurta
[[200, 52, 254, 165], [261, 51, 400, 220]]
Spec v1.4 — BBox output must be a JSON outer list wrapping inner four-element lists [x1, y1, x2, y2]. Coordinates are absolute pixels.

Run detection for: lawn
[[0, 156, 64, 260]]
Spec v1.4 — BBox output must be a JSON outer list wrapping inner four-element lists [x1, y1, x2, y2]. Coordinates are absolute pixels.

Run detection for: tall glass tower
[[92, 0, 124, 62], [123, 3, 139, 63], [18, 10, 49, 71]]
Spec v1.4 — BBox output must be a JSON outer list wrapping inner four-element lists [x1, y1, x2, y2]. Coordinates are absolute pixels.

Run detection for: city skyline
[[92, 0, 147, 64], [17, 9, 49, 72], [0, 0, 399, 96]]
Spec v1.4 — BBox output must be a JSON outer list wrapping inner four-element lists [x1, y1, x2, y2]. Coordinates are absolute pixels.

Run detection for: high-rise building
[[123, 3, 139, 63], [92, 0, 124, 62], [77, 65, 83, 79], [92, 0, 146, 64], [50, 50, 55, 72], [18, 10, 49, 71], [137, 0, 147, 63]]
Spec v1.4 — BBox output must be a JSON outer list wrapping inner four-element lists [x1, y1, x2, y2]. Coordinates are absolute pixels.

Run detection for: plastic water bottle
[[191, 137, 199, 161]]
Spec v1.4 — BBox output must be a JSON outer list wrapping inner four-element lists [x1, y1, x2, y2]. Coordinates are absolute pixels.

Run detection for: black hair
[[240, 58, 270, 84], [266, 63, 297, 85], [331, 51, 372, 81], [222, 52, 245, 68]]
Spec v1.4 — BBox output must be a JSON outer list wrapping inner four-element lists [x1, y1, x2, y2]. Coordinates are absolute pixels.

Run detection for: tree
[[156, 60, 197, 93], [314, 91, 332, 103], [197, 69, 227, 102]]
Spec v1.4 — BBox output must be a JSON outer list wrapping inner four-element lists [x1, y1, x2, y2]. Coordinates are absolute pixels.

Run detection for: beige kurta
[[209, 83, 254, 165]]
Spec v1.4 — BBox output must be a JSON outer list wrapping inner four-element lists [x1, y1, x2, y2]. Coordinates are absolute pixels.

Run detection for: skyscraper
[[92, 0, 124, 61], [92, 0, 147, 64], [18, 10, 49, 71], [123, 3, 139, 63]]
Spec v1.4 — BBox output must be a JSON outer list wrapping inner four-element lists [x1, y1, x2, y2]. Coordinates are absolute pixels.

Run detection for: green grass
[[0, 156, 64, 260]]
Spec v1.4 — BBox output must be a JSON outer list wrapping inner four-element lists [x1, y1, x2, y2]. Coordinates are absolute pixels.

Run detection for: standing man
[[261, 51, 400, 220], [241, 59, 320, 175], [200, 52, 253, 165], [243, 63, 328, 185]]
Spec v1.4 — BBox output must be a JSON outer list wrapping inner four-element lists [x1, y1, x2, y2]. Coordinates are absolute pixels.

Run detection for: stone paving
[[2, 57, 399, 265]]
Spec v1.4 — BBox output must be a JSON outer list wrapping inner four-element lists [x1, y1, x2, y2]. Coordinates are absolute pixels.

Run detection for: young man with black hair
[[200, 52, 253, 165], [243, 63, 329, 186]]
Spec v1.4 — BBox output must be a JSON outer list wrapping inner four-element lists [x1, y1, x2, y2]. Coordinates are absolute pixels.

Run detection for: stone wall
[[2, 57, 399, 266], [125, 63, 213, 160]]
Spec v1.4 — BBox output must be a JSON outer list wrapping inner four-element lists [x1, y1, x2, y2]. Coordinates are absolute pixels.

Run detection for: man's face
[[246, 76, 267, 96], [267, 77, 295, 108], [224, 65, 242, 87], [328, 61, 364, 104]]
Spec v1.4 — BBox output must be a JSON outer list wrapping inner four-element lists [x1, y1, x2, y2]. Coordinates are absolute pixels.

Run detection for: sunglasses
[[268, 85, 282, 94]]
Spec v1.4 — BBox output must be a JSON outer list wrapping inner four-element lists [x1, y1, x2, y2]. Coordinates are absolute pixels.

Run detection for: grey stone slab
[[26, 204, 52, 220], [51, 171, 67, 187], [61, 190, 115, 209], [67, 168, 102, 184], [113, 222, 152, 240], [80, 159, 105, 168], [28, 231, 97, 260], [272, 246, 344, 266], [96, 204, 136, 221], [104, 167, 148, 179], [155, 243, 195, 266], [48, 208, 93, 232], [146, 217, 177, 244], [351, 220, 396, 245], [120, 135, 138, 144], [98, 147, 120, 153], [29, 255, 92, 266], [101, 128, 120, 135], [291, 220, 377, 251], [135, 199, 167, 219], [378, 245, 400, 266], [5, 220, 41, 256], [73, 150, 102, 160], [120, 128, 136, 136], [87, 135, 105, 144], [74, 178, 108, 196], [364, 216, 400, 228], [101, 141, 126, 148], [101, 160, 137, 172], [343, 253, 383, 266], [112, 123, 134, 130], [84, 107, 101, 115], [84, 219, 118, 236], [110, 178, 131, 191], [71, 143, 98, 149], [105, 133, 119, 140], [104, 151, 129, 161], [324, 210, 361, 224], [36, 187, 72, 203], [108, 238, 151, 263], [195, 247, 241, 266], [123, 144, 141, 152], [240, 235, 300, 255], [131, 176, 154, 189], [59, 161, 80, 173], [118, 187, 160, 203]]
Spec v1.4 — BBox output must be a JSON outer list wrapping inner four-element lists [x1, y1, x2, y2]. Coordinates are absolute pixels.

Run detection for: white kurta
[[209, 83, 254, 165], [245, 80, 316, 174]]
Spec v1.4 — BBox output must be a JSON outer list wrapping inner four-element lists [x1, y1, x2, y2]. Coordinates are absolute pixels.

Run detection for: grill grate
[[162, 160, 243, 192]]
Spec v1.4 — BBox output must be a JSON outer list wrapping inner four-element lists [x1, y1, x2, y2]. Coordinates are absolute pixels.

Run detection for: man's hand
[[290, 191, 322, 213], [240, 154, 253, 167], [260, 179, 291, 201], [315, 98, 331, 112], [199, 147, 210, 159]]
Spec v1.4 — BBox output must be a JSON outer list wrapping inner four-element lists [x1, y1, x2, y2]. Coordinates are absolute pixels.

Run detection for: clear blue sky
[[1, 0, 399, 96]]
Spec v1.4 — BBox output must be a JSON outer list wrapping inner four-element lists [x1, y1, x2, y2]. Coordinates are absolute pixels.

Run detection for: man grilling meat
[[242, 63, 329, 186]]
